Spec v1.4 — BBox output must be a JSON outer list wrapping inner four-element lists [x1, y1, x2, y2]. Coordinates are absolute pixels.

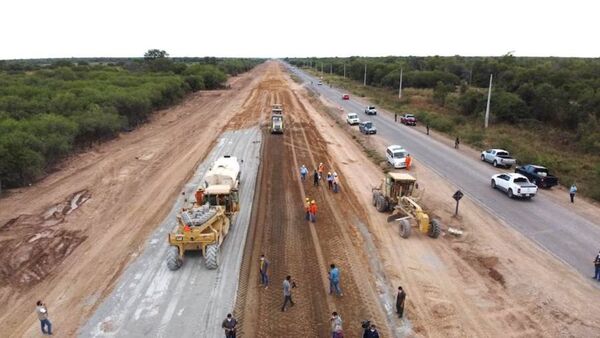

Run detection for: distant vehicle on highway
[[386, 145, 407, 168], [515, 164, 558, 188], [346, 113, 360, 125], [400, 113, 417, 126], [342, 94, 350, 100], [491, 173, 538, 199], [318, 81, 322, 85], [364, 106, 377, 115], [359, 121, 377, 135], [481, 149, 516, 168]]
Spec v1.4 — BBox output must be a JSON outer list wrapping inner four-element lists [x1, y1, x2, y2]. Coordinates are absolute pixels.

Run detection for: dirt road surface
[[80, 128, 261, 337], [0, 63, 267, 337], [284, 65, 600, 337], [234, 66, 392, 337]]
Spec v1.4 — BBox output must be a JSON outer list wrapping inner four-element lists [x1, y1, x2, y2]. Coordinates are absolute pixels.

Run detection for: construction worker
[[329, 264, 342, 296], [364, 324, 380, 338], [330, 311, 344, 338], [305, 197, 311, 220], [195, 189, 204, 205], [405, 154, 412, 171], [570, 183, 577, 203], [396, 286, 406, 318], [455, 136, 460, 149], [327, 172, 333, 190], [594, 250, 600, 280], [394, 113, 397, 122], [426, 123, 430, 135], [313, 169, 320, 187], [309, 200, 318, 223], [318, 162, 325, 178], [221, 313, 237, 338], [332, 172, 339, 193], [281, 275, 296, 312], [300, 165, 308, 181], [36, 301, 52, 336], [259, 254, 270, 288]]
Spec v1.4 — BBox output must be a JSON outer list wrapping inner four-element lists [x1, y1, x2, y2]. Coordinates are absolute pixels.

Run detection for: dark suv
[[359, 121, 377, 134]]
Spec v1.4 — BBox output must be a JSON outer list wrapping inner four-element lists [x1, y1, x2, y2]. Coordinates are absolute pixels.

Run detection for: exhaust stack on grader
[[166, 156, 241, 270], [372, 172, 441, 239]]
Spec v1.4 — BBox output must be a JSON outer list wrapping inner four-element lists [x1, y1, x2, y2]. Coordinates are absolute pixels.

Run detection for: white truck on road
[[481, 149, 517, 168], [491, 173, 538, 199]]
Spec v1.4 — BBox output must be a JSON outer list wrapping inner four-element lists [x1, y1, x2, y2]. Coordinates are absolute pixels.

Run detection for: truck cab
[[271, 114, 284, 134]]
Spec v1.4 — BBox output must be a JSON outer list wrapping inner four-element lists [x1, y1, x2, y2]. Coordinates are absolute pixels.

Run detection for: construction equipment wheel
[[399, 219, 411, 238], [428, 219, 441, 238], [372, 191, 379, 206], [166, 246, 183, 271], [204, 244, 220, 269], [376, 195, 388, 212]]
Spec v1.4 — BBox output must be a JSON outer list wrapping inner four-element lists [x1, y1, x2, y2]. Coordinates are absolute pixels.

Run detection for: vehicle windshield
[[348, 114, 357, 118], [497, 151, 509, 157], [514, 177, 528, 183], [406, 114, 415, 118], [368, 106, 375, 109], [273, 116, 282, 122], [393, 151, 406, 158], [364, 122, 372, 128]]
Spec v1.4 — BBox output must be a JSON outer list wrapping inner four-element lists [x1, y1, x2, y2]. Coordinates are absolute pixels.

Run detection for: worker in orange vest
[[304, 198, 311, 220], [405, 154, 412, 171], [309, 200, 318, 223], [195, 189, 204, 205]]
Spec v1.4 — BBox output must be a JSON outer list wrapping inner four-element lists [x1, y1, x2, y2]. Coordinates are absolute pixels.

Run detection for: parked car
[[491, 173, 538, 199], [481, 149, 517, 168], [342, 94, 350, 100], [400, 113, 417, 126], [318, 81, 322, 85], [364, 106, 377, 115], [515, 164, 558, 188], [359, 121, 377, 134], [346, 113, 360, 125], [386, 145, 408, 168]]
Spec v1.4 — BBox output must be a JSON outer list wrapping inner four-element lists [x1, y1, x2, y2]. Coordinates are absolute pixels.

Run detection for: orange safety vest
[[309, 204, 318, 214], [406, 156, 412, 168]]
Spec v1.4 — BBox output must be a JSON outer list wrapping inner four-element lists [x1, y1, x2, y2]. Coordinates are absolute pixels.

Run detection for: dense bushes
[[0, 56, 262, 187]]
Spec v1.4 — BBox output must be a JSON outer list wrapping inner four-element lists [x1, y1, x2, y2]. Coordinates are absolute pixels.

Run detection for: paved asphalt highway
[[286, 63, 600, 279]]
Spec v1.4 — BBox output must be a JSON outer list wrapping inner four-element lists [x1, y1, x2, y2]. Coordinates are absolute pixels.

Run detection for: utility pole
[[484, 74, 493, 128], [343, 64, 346, 78], [398, 68, 403, 99], [363, 64, 367, 86]]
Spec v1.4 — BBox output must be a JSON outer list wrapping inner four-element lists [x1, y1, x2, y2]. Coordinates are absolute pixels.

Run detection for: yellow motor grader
[[372, 172, 441, 239]]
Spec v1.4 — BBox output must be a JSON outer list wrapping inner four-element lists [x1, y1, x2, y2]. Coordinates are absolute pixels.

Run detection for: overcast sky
[[1, 0, 598, 60]]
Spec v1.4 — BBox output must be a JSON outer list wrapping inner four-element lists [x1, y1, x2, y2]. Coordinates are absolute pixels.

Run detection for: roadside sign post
[[452, 190, 464, 216]]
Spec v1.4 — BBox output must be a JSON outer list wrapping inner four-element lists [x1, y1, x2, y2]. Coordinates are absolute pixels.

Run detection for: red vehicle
[[400, 113, 417, 126], [342, 94, 350, 100]]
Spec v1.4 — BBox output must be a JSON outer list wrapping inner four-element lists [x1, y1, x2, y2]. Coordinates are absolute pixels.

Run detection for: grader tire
[[166, 246, 183, 271], [429, 219, 441, 238], [372, 192, 378, 206], [376, 195, 388, 212], [204, 244, 220, 270], [399, 219, 411, 239]]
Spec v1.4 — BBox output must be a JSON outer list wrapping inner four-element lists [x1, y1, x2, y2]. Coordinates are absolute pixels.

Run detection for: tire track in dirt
[[235, 64, 391, 337]]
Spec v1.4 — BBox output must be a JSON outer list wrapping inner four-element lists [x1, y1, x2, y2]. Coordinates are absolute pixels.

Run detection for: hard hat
[[328, 172, 331, 175], [311, 200, 316, 204], [305, 197, 310, 201]]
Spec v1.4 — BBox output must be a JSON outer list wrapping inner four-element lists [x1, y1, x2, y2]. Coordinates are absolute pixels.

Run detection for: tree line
[[287, 56, 600, 153], [0, 52, 262, 187]]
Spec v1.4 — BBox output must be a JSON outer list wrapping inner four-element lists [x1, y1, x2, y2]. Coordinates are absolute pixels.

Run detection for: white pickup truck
[[481, 149, 517, 168], [491, 173, 538, 199], [346, 113, 360, 125]]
